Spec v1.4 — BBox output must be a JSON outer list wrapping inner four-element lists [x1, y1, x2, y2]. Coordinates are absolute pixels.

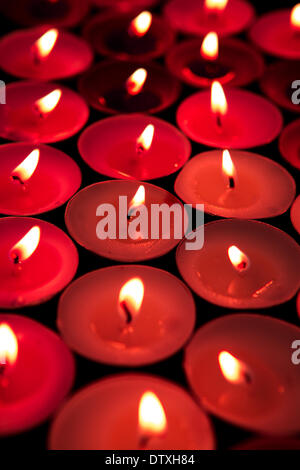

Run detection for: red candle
[[177, 81, 283, 148], [0, 314, 74, 436], [0, 143, 81, 216], [0, 27, 93, 80], [0, 81, 89, 143], [91, 0, 159, 10], [0, 217, 78, 309], [78, 114, 191, 180], [279, 119, 300, 170], [291, 195, 300, 236]]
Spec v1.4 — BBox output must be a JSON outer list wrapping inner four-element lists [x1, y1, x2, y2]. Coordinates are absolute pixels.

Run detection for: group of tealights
[[0, 0, 300, 451]]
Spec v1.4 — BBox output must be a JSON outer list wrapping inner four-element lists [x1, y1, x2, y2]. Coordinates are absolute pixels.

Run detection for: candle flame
[[211, 81, 228, 117], [228, 245, 250, 272], [218, 351, 250, 384], [129, 185, 146, 211], [139, 391, 167, 437], [35, 89, 62, 115], [126, 68, 147, 96], [222, 149, 235, 179], [129, 11, 152, 37], [33, 28, 58, 61], [11, 149, 40, 184], [205, 0, 229, 11], [201, 32, 219, 61], [291, 4, 300, 29], [137, 124, 155, 153], [0, 324, 18, 367], [9, 226, 41, 264], [118, 277, 144, 322]]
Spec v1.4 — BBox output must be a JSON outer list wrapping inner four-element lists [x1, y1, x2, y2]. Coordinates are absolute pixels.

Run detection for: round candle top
[[0, 142, 81, 216], [166, 36, 264, 88], [0, 81, 89, 144], [48, 374, 215, 450], [78, 114, 191, 180], [1, 0, 89, 27], [163, 0, 255, 37], [0, 27, 93, 80], [57, 265, 196, 367], [0, 314, 74, 436], [78, 61, 181, 115], [65, 180, 187, 262], [174, 149, 296, 219], [0, 217, 78, 309], [176, 219, 300, 309], [291, 195, 300, 236], [176, 84, 283, 148], [279, 119, 300, 170], [91, 0, 159, 11], [249, 6, 300, 59], [83, 11, 175, 62], [260, 61, 300, 114], [184, 314, 300, 435]]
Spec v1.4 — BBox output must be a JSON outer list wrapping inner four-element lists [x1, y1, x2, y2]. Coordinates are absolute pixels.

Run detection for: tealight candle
[[0, 81, 89, 143], [291, 195, 300, 236], [0, 27, 93, 80], [163, 0, 255, 37], [65, 180, 186, 262], [174, 149, 296, 219], [176, 81, 283, 148], [57, 265, 196, 367], [48, 374, 215, 450], [1, 0, 89, 27], [0, 217, 78, 309], [184, 314, 300, 435], [279, 119, 300, 170], [166, 35, 264, 88], [249, 4, 300, 59], [176, 219, 300, 309], [78, 61, 181, 115], [260, 61, 300, 114], [83, 11, 175, 62], [0, 143, 81, 216], [78, 114, 191, 180], [0, 314, 74, 436], [91, 0, 159, 11]]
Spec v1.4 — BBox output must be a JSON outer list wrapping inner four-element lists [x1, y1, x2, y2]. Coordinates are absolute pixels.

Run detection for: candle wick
[[120, 300, 133, 325], [243, 371, 252, 385], [139, 434, 151, 449], [11, 175, 27, 190], [216, 113, 222, 129], [228, 176, 235, 189]]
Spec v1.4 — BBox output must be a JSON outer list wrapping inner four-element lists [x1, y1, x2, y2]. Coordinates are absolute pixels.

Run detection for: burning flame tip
[[211, 81, 228, 116], [10, 226, 41, 264], [137, 124, 155, 152], [34, 28, 58, 60], [12, 148, 40, 183], [126, 68, 147, 96], [205, 0, 229, 11], [291, 4, 300, 28], [139, 391, 167, 436], [228, 245, 249, 272], [129, 11, 152, 37], [0, 323, 18, 366], [201, 31, 219, 60], [35, 89, 62, 115]]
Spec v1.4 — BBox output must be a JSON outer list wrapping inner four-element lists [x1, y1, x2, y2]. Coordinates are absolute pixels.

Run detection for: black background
[[0, 0, 299, 452]]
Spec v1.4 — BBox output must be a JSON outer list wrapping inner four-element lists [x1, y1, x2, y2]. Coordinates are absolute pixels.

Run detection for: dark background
[[0, 0, 299, 452]]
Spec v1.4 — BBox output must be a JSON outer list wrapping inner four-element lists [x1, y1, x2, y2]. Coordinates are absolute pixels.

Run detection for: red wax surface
[[0, 314, 75, 436], [0, 81, 89, 143], [0, 143, 81, 216], [0, 27, 93, 80], [279, 119, 300, 171], [0, 217, 78, 309], [91, 0, 159, 11], [164, 0, 255, 37], [290, 195, 300, 236], [249, 9, 300, 60], [177, 88, 283, 148], [78, 114, 191, 180]]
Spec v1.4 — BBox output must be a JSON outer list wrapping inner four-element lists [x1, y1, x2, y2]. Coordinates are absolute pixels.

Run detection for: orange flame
[[128, 185, 146, 214], [211, 81, 228, 117], [11, 149, 40, 184], [0, 324, 18, 367], [218, 351, 250, 384], [35, 89, 62, 116], [222, 149, 235, 179], [126, 68, 147, 96], [33, 28, 58, 61], [205, 0, 229, 11], [136, 124, 155, 153], [291, 4, 300, 29], [129, 11, 152, 37], [201, 32, 219, 61], [118, 277, 144, 323], [139, 391, 167, 438], [228, 245, 250, 272], [9, 226, 41, 264]]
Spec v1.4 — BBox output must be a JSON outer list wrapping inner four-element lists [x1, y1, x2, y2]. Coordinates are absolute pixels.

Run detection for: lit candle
[[48, 374, 215, 450], [0, 81, 89, 143], [65, 180, 186, 262], [184, 313, 300, 434], [279, 118, 300, 170], [174, 149, 296, 219], [0, 217, 78, 308], [177, 81, 283, 148], [176, 219, 300, 309], [291, 195, 300, 236], [0, 142, 81, 215], [78, 60, 181, 115], [0, 26, 93, 80], [57, 265, 195, 366], [0, 314, 74, 436], [78, 114, 191, 180]]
